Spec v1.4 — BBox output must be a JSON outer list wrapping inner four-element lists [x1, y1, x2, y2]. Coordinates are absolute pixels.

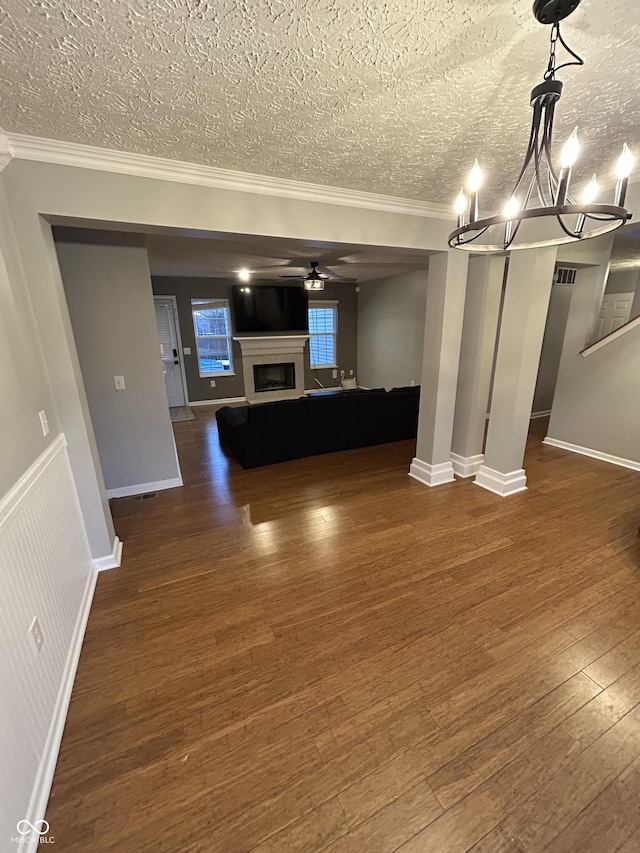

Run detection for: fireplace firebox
[[253, 362, 296, 393]]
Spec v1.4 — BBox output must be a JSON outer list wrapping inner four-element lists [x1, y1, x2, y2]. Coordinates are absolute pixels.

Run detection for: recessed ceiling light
[[238, 268, 251, 282]]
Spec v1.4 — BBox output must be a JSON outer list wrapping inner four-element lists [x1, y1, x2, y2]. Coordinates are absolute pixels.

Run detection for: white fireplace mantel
[[234, 335, 309, 403], [233, 335, 309, 356]]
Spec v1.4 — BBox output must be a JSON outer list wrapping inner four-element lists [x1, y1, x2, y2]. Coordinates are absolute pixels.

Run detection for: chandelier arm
[[504, 216, 525, 250], [542, 103, 561, 202], [455, 225, 493, 247], [543, 102, 559, 182], [506, 102, 542, 206], [556, 213, 580, 240], [533, 130, 551, 207]]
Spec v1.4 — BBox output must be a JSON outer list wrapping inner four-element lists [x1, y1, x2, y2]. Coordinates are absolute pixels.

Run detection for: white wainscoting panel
[[0, 434, 94, 849]]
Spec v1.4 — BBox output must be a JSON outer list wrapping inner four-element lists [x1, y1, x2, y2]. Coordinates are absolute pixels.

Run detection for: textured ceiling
[[0, 1, 638, 206], [145, 233, 431, 280], [52, 225, 432, 281]]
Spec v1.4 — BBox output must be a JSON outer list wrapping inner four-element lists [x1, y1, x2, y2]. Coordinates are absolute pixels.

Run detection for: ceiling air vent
[[554, 267, 577, 285]]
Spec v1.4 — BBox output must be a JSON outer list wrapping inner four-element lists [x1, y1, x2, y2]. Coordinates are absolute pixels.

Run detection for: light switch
[[183, 347, 191, 355], [114, 375, 126, 390], [210, 380, 216, 388], [38, 410, 49, 436]]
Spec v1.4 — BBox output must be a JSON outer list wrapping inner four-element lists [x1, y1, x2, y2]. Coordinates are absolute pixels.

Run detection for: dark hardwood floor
[[46, 409, 640, 851]]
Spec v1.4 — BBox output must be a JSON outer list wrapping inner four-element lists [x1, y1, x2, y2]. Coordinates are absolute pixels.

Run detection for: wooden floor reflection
[[47, 407, 640, 852]]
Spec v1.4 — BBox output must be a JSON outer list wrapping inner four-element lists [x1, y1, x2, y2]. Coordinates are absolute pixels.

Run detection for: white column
[[450, 255, 505, 477], [409, 250, 468, 487], [475, 246, 558, 496]]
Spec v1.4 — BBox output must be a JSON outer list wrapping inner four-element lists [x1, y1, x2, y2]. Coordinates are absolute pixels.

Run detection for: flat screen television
[[232, 284, 309, 334]]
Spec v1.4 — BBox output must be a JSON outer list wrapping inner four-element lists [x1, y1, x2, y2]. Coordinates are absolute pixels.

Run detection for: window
[[308, 301, 338, 368], [191, 299, 234, 376]]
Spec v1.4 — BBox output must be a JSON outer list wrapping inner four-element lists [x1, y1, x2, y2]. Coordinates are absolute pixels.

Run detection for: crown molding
[[0, 133, 11, 172], [1, 131, 452, 220]]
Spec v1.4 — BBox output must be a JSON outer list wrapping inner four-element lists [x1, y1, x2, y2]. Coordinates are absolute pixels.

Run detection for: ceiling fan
[[279, 261, 357, 291]]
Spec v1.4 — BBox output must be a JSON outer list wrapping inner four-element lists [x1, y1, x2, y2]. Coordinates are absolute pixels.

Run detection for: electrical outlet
[[183, 347, 191, 355], [113, 375, 126, 390], [410, 379, 415, 386], [210, 379, 216, 388], [38, 410, 49, 436], [332, 369, 337, 379], [349, 369, 354, 376], [29, 616, 44, 653]]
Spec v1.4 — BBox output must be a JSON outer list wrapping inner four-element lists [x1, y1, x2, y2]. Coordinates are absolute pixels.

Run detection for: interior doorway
[[154, 296, 188, 408]]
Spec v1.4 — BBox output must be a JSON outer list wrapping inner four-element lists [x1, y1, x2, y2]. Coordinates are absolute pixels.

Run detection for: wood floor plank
[[43, 410, 640, 851], [506, 705, 640, 851], [325, 781, 442, 853], [427, 672, 601, 808], [467, 823, 524, 853]]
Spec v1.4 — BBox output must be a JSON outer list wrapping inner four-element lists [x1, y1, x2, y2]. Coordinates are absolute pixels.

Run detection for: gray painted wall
[[548, 262, 640, 462], [152, 276, 358, 400], [532, 284, 573, 414], [0, 182, 57, 497], [357, 270, 428, 390], [56, 241, 181, 493]]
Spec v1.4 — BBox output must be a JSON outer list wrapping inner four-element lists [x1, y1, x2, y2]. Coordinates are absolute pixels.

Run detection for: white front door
[[154, 298, 185, 407], [595, 292, 634, 340]]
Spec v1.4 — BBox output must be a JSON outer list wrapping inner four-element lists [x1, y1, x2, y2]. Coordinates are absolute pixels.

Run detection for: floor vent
[[124, 492, 158, 502]]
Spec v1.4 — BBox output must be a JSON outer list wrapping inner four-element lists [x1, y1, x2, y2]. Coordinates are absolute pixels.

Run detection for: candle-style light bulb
[[616, 143, 635, 180], [467, 160, 484, 192], [503, 196, 520, 219], [582, 175, 599, 204], [556, 128, 580, 205], [454, 189, 468, 228], [560, 127, 580, 169], [455, 189, 468, 216], [614, 143, 634, 207]]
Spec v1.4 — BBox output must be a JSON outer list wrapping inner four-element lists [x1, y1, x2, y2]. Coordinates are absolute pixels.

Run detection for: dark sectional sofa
[[216, 386, 420, 468]]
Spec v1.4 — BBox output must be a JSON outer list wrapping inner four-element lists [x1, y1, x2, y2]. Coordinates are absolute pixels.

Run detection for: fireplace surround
[[234, 335, 309, 403]]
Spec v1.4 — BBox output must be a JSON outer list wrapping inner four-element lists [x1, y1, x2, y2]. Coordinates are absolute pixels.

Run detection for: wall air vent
[[554, 267, 577, 285]]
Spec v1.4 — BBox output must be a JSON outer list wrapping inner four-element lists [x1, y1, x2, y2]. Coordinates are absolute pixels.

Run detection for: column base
[[474, 465, 527, 497], [409, 458, 455, 488], [450, 452, 484, 478]]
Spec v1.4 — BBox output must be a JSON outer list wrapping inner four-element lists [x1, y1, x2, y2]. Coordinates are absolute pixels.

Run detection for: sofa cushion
[[243, 397, 309, 467], [307, 390, 390, 454]]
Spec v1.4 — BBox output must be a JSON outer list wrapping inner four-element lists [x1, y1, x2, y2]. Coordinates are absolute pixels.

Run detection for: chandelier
[[448, 0, 634, 253]]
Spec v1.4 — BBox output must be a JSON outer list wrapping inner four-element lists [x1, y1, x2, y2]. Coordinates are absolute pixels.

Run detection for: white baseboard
[[92, 536, 123, 571], [543, 437, 640, 472], [105, 476, 183, 499], [475, 465, 527, 497], [408, 458, 455, 487], [25, 568, 97, 851], [530, 410, 552, 419], [189, 397, 246, 407], [450, 452, 484, 478]]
